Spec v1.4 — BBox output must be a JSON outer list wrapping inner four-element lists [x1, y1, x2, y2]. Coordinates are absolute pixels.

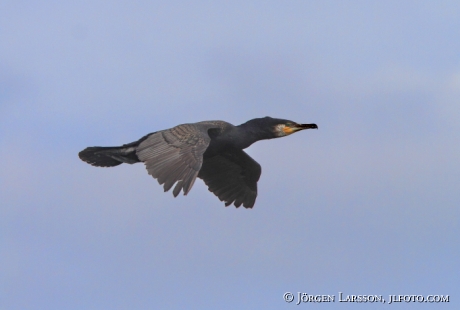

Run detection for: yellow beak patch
[[282, 126, 295, 134]]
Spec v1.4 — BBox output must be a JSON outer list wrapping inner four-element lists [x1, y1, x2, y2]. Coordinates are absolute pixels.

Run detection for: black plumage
[[78, 117, 317, 208]]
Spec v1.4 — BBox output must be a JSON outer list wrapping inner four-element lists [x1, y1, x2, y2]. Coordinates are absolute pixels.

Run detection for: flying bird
[[78, 117, 317, 208]]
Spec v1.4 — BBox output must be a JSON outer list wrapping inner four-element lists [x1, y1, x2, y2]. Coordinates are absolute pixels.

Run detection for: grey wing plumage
[[136, 123, 215, 197], [198, 149, 261, 208]]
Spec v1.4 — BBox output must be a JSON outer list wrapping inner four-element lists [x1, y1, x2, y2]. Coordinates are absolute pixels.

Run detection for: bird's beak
[[283, 123, 318, 134], [283, 124, 318, 135], [296, 123, 318, 130]]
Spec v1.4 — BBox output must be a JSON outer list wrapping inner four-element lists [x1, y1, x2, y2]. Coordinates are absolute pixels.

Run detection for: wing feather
[[198, 149, 261, 208], [136, 123, 215, 196]]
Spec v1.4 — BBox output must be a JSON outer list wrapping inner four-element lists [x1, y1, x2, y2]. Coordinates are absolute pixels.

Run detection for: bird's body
[[79, 117, 317, 208]]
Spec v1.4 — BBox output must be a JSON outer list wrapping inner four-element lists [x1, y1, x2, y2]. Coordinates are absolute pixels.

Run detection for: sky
[[1, 1, 459, 309]]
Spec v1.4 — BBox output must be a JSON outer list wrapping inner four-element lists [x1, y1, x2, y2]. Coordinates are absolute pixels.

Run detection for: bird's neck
[[234, 122, 272, 149]]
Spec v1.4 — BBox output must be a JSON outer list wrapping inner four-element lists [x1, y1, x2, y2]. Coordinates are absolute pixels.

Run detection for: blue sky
[[1, 1, 459, 309]]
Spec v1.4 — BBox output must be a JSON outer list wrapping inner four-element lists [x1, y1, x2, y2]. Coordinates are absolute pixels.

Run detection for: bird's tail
[[78, 145, 140, 167]]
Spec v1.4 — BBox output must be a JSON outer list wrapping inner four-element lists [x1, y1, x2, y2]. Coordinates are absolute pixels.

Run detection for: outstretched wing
[[136, 123, 214, 196], [198, 149, 261, 208]]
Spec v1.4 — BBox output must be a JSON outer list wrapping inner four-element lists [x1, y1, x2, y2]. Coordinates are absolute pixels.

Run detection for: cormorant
[[78, 117, 317, 208]]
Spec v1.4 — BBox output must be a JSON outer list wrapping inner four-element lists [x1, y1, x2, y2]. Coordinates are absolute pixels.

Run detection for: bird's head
[[236, 117, 318, 148], [240, 116, 318, 138]]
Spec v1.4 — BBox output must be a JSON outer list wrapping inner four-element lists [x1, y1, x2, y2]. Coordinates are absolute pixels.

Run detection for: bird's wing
[[136, 124, 213, 196], [198, 149, 261, 208]]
